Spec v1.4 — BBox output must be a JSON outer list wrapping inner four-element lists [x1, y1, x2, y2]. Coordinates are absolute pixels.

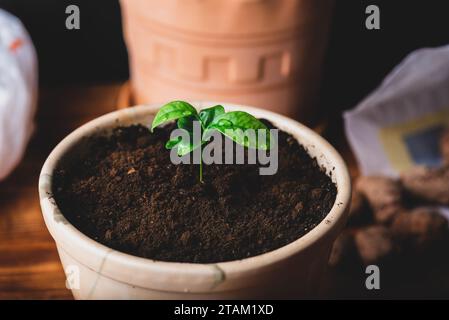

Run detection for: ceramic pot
[[120, 0, 334, 122], [39, 102, 351, 299]]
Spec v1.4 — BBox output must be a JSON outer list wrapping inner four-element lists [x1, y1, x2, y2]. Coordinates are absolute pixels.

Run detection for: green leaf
[[177, 115, 196, 133], [199, 105, 225, 128], [175, 116, 201, 155], [174, 137, 205, 157], [165, 128, 202, 156], [207, 111, 270, 150], [165, 137, 181, 149], [151, 101, 198, 131], [176, 139, 200, 156]]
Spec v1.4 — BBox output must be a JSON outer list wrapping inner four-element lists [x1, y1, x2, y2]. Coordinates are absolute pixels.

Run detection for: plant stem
[[198, 118, 204, 183]]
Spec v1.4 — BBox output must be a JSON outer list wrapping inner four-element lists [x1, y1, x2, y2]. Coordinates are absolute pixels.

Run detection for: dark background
[[1, 0, 448, 113]]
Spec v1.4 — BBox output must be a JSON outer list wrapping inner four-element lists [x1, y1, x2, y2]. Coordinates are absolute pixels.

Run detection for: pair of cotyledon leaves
[[151, 101, 271, 156]]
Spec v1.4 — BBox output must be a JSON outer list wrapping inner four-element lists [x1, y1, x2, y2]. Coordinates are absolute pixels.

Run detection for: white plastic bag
[[0, 9, 38, 181], [344, 45, 449, 177]]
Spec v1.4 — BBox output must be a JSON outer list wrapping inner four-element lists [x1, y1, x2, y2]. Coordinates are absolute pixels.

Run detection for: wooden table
[[0, 83, 122, 299]]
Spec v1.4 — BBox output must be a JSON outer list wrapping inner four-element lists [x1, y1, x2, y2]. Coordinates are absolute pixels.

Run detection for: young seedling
[[151, 101, 271, 182]]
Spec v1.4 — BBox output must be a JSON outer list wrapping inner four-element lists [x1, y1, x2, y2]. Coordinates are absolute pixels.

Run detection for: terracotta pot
[[39, 102, 351, 299], [120, 0, 334, 122]]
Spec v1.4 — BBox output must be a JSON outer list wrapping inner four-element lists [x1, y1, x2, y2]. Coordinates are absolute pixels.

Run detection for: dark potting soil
[[52, 121, 337, 263]]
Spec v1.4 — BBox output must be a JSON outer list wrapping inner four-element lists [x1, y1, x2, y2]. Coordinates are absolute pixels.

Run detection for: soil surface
[[53, 121, 337, 263]]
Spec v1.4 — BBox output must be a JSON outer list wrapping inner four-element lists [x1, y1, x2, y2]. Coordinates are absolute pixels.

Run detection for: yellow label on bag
[[379, 109, 449, 173]]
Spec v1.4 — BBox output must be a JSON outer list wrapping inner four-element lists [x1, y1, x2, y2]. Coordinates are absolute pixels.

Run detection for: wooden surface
[[0, 83, 122, 299]]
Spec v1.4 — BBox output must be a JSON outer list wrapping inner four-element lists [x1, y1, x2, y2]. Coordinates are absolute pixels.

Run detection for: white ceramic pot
[[39, 103, 351, 299]]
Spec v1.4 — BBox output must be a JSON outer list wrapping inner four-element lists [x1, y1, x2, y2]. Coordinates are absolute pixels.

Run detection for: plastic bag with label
[[0, 9, 38, 181], [344, 45, 449, 177]]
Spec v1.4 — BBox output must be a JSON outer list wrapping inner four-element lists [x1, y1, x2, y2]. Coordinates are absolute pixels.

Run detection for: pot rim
[[39, 102, 351, 292]]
